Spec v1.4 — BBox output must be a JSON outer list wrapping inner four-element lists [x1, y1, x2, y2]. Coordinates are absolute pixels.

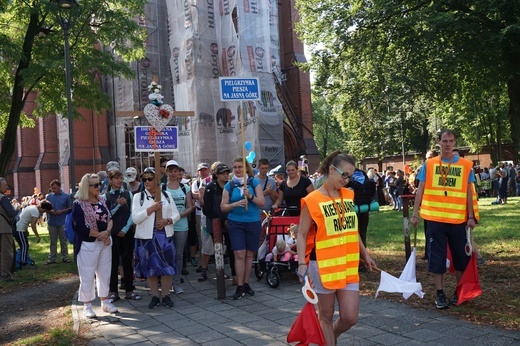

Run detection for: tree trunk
[[508, 74, 520, 163], [0, 12, 39, 176]]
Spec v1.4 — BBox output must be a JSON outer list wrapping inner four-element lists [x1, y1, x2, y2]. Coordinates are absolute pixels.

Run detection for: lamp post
[[52, 0, 80, 193]]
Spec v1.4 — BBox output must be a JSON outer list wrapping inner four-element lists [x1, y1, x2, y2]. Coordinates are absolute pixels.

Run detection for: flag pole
[[241, 101, 248, 210], [413, 224, 417, 249], [359, 258, 382, 272]]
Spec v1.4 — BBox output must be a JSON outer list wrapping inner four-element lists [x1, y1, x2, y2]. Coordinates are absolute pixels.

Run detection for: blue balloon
[[246, 155, 254, 163], [244, 141, 252, 151], [250, 151, 256, 160]]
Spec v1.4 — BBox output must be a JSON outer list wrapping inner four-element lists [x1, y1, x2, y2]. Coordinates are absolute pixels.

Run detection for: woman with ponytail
[[296, 151, 376, 345]]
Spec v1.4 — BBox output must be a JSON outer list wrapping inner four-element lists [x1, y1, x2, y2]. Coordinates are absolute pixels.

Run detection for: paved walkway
[[72, 267, 520, 346]]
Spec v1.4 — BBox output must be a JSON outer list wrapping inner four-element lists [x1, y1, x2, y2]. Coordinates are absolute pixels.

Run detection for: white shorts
[[308, 260, 359, 294]]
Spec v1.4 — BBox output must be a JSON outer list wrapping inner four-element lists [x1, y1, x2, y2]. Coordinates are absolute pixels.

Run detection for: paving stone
[[402, 329, 443, 342], [188, 329, 227, 344], [109, 333, 151, 346], [201, 338, 243, 346], [348, 324, 388, 338], [96, 323, 138, 340], [136, 324, 174, 337], [443, 325, 490, 339], [368, 332, 416, 345], [467, 333, 517, 345]]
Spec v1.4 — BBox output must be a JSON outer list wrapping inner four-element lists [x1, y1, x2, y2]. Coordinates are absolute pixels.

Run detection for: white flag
[[375, 248, 424, 299]]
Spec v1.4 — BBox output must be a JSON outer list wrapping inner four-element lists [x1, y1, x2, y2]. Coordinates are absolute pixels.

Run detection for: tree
[[296, 0, 520, 161], [311, 91, 346, 159], [0, 0, 146, 176]]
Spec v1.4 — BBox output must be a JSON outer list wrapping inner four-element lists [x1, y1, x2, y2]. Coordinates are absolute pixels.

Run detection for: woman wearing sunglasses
[[221, 158, 265, 300], [72, 173, 118, 319], [296, 151, 376, 345], [132, 167, 180, 309]]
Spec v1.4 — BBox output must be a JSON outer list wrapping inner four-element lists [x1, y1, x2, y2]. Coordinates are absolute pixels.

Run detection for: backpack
[[139, 190, 171, 206], [65, 210, 75, 244], [162, 182, 187, 196], [15, 249, 35, 269], [226, 177, 255, 195], [347, 169, 376, 206], [203, 181, 228, 220]]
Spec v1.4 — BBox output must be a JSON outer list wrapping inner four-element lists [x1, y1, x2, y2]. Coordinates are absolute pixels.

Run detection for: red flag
[[456, 252, 482, 306], [287, 302, 326, 346]]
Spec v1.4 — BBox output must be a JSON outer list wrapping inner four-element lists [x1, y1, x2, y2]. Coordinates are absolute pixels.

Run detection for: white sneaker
[[173, 285, 184, 294], [83, 303, 96, 318], [102, 300, 118, 313]]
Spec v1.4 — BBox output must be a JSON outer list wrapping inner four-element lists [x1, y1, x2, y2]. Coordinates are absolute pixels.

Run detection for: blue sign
[[134, 126, 178, 152], [219, 77, 261, 101]]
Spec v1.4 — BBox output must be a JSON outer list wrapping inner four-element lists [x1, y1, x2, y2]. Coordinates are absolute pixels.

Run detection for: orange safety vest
[[420, 156, 477, 224], [302, 188, 359, 289]]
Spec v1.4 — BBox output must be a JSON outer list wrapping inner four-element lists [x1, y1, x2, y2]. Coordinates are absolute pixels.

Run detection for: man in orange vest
[[411, 129, 477, 309]]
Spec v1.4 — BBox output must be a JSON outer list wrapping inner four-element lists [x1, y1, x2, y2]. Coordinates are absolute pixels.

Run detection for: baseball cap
[[97, 171, 107, 181], [106, 161, 120, 172], [125, 167, 138, 182], [141, 167, 155, 177], [216, 163, 231, 174], [166, 160, 179, 168], [197, 163, 209, 170]]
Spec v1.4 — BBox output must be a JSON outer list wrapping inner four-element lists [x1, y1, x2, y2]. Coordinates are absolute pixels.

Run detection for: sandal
[[108, 292, 120, 302], [125, 292, 142, 300]]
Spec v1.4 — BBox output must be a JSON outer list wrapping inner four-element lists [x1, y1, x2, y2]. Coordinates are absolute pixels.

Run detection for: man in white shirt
[[255, 158, 278, 214], [191, 163, 211, 274]]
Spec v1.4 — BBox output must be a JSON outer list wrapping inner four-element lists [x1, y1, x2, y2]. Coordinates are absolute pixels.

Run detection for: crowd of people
[[0, 133, 518, 344]]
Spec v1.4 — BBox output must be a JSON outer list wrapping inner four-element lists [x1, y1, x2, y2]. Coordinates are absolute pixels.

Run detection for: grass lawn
[[0, 227, 78, 290], [361, 195, 520, 330]]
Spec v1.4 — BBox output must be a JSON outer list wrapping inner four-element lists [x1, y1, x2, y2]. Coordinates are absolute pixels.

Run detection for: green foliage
[[296, 0, 520, 160], [0, 0, 146, 169], [311, 91, 346, 158]]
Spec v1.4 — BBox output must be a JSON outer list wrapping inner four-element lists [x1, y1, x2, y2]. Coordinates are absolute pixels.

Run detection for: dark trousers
[[424, 219, 429, 257], [13, 231, 29, 264], [357, 212, 369, 248], [109, 230, 135, 294]]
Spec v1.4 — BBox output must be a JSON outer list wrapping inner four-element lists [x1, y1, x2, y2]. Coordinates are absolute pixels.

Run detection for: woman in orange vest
[[297, 151, 376, 346]]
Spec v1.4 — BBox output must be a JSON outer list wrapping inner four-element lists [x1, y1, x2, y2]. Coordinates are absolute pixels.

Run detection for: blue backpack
[[15, 249, 35, 269], [65, 210, 75, 244]]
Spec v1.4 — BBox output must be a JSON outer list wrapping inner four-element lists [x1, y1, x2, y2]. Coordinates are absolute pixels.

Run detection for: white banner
[[237, 0, 271, 74]]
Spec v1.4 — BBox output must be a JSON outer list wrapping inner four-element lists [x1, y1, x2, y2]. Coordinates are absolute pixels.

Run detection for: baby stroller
[[253, 211, 299, 288]]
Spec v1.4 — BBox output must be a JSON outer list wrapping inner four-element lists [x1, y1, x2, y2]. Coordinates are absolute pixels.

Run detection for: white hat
[[125, 167, 137, 183], [197, 162, 209, 170], [166, 160, 179, 168], [106, 161, 120, 172]]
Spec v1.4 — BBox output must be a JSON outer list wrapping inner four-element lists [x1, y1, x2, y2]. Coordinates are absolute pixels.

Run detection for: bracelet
[[468, 217, 474, 220]]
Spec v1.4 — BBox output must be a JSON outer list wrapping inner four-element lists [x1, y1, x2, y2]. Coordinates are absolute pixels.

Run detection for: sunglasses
[[332, 165, 350, 180], [142, 177, 154, 182], [89, 183, 101, 188]]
